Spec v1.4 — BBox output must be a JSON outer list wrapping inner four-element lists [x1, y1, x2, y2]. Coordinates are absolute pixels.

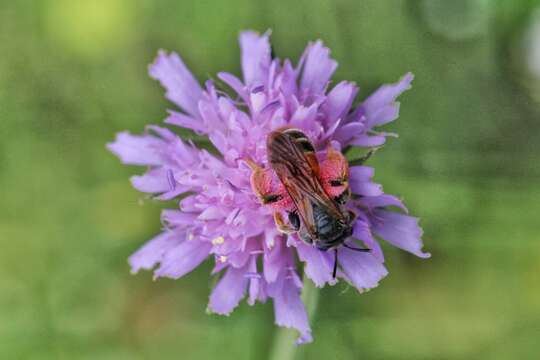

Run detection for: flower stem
[[268, 279, 319, 360]]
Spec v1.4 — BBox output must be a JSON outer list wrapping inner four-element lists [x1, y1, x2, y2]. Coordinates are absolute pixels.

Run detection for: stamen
[[219, 255, 228, 263], [243, 272, 261, 279], [252, 85, 264, 93], [167, 169, 176, 190], [212, 236, 225, 245]]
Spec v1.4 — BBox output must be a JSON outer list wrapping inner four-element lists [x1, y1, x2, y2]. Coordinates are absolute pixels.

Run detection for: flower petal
[[154, 240, 211, 279], [208, 265, 249, 315], [130, 168, 170, 193], [149, 50, 203, 118], [349, 133, 387, 147], [352, 217, 384, 262], [239, 31, 271, 87], [349, 166, 383, 197], [323, 81, 358, 125], [338, 248, 388, 290], [107, 131, 165, 166], [296, 242, 335, 288], [128, 231, 181, 274], [359, 194, 408, 213], [269, 270, 312, 344], [165, 111, 206, 133], [360, 72, 413, 128], [300, 40, 337, 96], [371, 209, 430, 258]]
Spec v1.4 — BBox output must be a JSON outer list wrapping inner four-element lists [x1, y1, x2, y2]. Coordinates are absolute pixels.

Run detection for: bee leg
[[332, 249, 338, 279], [288, 211, 301, 231], [334, 187, 351, 205], [348, 147, 379, 166], [298, 227, 313, 245], [273, 212, 297, 234], [342, 243, 371, 252]]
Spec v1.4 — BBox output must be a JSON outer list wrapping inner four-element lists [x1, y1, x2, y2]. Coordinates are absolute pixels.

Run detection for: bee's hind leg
[[348, 147, 379, 166]]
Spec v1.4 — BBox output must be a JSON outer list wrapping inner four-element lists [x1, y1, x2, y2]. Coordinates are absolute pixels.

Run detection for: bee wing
[[267, 129, 341, 235]]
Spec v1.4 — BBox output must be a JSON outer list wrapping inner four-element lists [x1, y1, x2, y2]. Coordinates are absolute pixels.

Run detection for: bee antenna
[[342, 243, 371, 252], [332, 249, 338, 279]]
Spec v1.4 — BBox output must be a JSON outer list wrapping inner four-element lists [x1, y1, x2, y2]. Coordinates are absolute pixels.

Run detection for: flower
[[107, 30, 430, 344]]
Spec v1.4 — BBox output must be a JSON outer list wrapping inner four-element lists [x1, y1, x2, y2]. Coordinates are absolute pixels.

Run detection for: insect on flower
[[247, 127, 372, 278], [107, 30, 431, 344]]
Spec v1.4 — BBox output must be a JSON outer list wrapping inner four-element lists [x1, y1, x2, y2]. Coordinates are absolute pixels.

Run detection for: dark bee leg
[[299, 227, 313, 245], [342, 243, 371, 252], [288, 211, 301, 231], [262, 194, 282, 205], [348, 147, 379, 166], [334, 187, 351, 205], [332, 249, 338, 279]]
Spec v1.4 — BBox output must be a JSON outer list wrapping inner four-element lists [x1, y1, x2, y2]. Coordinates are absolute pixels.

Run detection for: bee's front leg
[[273, 212, 297, 234]]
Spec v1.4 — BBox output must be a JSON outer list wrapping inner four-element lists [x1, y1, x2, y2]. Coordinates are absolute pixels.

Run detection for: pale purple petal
[[349, 166, 383, 197], [332, 122, 365, 144], [300, 40, 337, 96], [154, 240, 212, 279], [352, 218, 384, 262], [296, 242, 335, 287], [149, 50, 203, 118], [360, 72, 413, 128], [130, 169, 170, 193], [349, 133, 387, 147], [161, 210, 198, 227], [371, 210, 431, 258], [338, 248, 388, 290], [218, 72, 248, 100], [323, 81, 358, 125], [165, 111, 206, 133], [270, 271, 312, 344], [240, 31, 271, 87], [263, 239, 288, 283], [208, 265, 249, 315], [107, 131, 164, 166], [128, 231, 181, 274], [359, 194, 408, 213]]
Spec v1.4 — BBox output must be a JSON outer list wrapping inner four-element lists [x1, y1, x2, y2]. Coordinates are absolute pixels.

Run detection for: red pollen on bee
[[319, 146, 349, 198]]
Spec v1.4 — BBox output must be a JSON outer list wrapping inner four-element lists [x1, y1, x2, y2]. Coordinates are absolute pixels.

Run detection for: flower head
[[108, 30, 430, 344]]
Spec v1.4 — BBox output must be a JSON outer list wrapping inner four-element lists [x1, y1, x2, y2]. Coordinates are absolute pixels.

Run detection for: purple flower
[[107, 30, 430, 344]]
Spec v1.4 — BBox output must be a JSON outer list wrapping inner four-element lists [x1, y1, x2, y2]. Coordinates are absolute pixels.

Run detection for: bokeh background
[[2, 0, 540, 359]]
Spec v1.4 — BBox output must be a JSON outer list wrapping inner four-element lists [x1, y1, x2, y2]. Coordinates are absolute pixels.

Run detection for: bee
[[247, 128, 370, 278]]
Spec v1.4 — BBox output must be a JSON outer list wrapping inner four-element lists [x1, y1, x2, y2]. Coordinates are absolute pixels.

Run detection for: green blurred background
[[2, 0, 540, 359]]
